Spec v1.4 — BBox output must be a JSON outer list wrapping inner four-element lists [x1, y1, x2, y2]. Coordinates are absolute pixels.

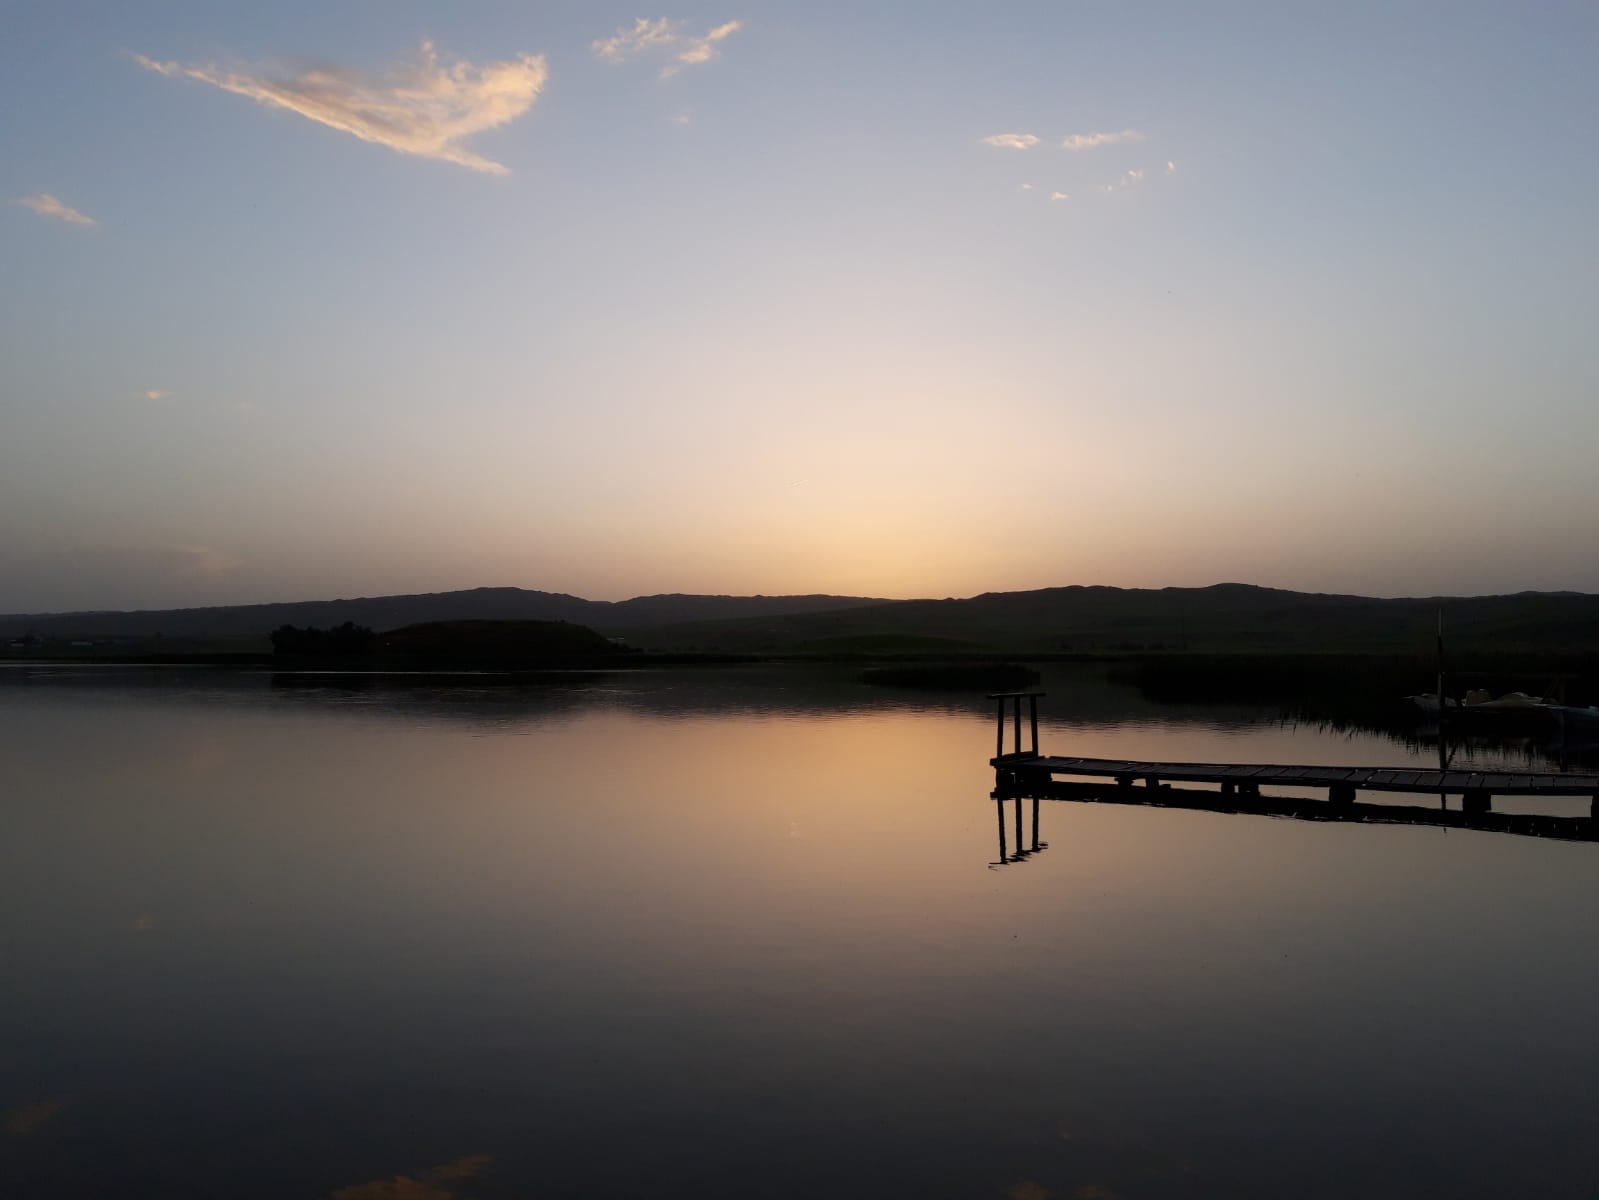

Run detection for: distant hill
[[5, 581, 1598, 657], [617, 583, 1599, 656], [0, 587, 886, 642]]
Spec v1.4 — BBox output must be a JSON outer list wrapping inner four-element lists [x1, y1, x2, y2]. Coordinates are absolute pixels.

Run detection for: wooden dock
[[988, 691, 1599, 828]]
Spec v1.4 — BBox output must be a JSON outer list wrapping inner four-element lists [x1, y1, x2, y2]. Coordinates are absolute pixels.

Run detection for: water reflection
[[994, 779, 1599, 853], [1292, 711, 1599, 774], [991, 794, 1049, 866], [8, 663, 1599, 1199], [330, 1155, 491, 1200], [3, 1099, 67, 1138], [0, 660, 1275, 727]]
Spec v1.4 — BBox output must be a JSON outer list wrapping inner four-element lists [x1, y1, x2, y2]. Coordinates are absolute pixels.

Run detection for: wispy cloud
[[1102, 167, 1147, 192], [1166, 160, 1178, 174], [131, 41, 547, 175], [1061, 129, 1145, 151], [593, 17, 679, 62], [980, 132, 1039, 150], [140, 389, 173, 401], [673, 20, 742, 71], [1020, 183, 1035, 190], [1050, 191, 1070, 202], [593, 17, 743, 78], [16, 193, 96, 226]]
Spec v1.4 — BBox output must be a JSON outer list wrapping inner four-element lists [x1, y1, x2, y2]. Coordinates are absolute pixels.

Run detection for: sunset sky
[[4, 2, 1596, 612]]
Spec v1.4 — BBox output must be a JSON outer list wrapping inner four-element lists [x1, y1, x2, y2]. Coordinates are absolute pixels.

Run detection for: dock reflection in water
[[991, 778, 1599, 865], [990, 793, 1049, 866]]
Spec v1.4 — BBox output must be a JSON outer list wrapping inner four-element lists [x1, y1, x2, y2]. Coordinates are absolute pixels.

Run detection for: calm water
[[3, 664, 1597, 1199]]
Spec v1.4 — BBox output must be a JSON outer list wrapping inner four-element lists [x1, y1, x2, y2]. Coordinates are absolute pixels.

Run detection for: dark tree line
[[269, 622, 375, 657]]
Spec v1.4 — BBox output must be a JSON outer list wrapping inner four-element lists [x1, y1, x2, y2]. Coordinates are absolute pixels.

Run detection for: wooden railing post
[[989, 691, 1047, 761]]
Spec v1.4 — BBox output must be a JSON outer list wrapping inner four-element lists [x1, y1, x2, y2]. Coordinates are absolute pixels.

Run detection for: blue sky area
[[3, 2, 1596, 609]]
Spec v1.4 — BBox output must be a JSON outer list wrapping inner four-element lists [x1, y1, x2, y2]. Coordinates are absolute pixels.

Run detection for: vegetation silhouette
[[376, 619, 623, 666], [270, 618, 630, 669], [269, 621, 375, 657]]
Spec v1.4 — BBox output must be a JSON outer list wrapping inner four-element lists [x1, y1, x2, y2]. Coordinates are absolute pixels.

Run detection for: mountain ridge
[[0, 586, 892, 640], [5, 581, 1597, 654]]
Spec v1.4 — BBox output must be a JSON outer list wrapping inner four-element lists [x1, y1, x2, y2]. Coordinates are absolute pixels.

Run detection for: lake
[[3, 663, 1597, 1199]]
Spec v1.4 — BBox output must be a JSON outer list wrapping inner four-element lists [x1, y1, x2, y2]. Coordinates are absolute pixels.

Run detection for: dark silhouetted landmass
[[0, 587, 886, 643], [264, 619, 633, 670], [5, 583, 1599, 672], [376, 620, 621, 665], [270, 621, 376, 657], [619, 582, 1599, 656]]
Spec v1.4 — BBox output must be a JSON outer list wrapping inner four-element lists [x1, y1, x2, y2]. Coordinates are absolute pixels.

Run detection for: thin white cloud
[[140, 389, 173, 401], [1166, 160, 1178, 174], [1020, 183, 1034, 190], [16, 193, 96, 226], [671, 20, 742, 71], [1050, 191, 1069, 201], [980, 132, 1039, 150], [669, 112, 692, 125], [1102, 167, 1147, 193], [1061, 129, 1145, 151], [131, 41, 547, 175], [593, 17, 680, 62], [592, 17, 743, 78]]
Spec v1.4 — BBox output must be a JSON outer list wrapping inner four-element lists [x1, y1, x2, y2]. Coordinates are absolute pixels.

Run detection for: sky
[[3, 1, 1597, 612]]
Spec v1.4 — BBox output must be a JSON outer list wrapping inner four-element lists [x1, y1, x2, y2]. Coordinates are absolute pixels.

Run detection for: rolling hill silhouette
[[0, 587, 885, 641], [4, 581, 1597, 655], [616, 583, 1599, 655]]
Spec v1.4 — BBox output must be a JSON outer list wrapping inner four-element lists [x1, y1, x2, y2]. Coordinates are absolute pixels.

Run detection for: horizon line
[[4, 579, 1594, 621]]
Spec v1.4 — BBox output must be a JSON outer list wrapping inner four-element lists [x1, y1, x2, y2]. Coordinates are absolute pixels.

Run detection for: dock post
[[989, 691, 1046, 763], [1014, 795, 1024, 853], [1031, 795, 1040, 849], [996, 796, 1008, 862], [1591, 793, 1598, 822]]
